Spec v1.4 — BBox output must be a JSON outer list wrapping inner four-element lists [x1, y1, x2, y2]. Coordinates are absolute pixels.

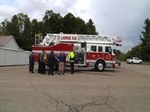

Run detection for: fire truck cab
[[32, 33, 122, 71]]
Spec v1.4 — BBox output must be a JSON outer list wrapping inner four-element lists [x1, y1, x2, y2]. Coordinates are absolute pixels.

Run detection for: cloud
[[113, 40, 135, 53], [0, 0, 149, 53], [68, 0, 91, 22], [0, 5, 17, 22], [123, 41, 135, 47]]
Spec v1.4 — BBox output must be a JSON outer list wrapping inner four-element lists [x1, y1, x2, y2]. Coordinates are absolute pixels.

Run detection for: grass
[[142, 61, 150, 65]]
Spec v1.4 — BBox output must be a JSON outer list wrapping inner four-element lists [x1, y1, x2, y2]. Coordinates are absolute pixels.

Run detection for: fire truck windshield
[[105, 46, 112, 54]]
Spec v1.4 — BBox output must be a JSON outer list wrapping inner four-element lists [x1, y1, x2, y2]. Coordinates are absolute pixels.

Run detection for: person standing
[[57, 51, 66, 75], [68, 50, 75, 74], [63, 51, 66, 74], [29, 52, 34, 73], [38, 53, 42, 73], [40, 50, 45, 74], [43, 50, 47, 73], [48, 51, 56, 75]]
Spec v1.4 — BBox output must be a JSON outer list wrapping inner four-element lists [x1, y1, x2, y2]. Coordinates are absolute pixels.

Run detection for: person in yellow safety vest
[[44, 51, 47, 62], [68, 50, 75, 74]]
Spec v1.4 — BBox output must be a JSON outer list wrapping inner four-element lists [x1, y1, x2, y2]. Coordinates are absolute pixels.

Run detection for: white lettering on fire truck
[[60, 36, 78, 41]]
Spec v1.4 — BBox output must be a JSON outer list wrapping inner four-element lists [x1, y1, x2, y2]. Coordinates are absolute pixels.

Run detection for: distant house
[[0, 35, 30, 66]]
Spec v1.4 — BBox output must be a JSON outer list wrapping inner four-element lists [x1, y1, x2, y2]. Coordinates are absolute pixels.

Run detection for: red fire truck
[[32, 32, 122, 71]]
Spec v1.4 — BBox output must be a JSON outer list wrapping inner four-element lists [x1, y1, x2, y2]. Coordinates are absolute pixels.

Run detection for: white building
[[0, 35, 30, 66]]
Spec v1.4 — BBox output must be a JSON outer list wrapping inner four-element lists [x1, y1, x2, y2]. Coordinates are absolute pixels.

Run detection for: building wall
[[0, 38, 19, 50], [6, 38, 19, 49], [0, 48, 30, 66]]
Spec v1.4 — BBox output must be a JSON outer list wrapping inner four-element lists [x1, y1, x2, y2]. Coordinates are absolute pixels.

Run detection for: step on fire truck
[[32, 32, 122, 71]]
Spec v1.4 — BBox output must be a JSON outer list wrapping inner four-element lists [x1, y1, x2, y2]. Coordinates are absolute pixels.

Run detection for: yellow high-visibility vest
[[68, 52, 75, 62], [44, 53, 46, 60]]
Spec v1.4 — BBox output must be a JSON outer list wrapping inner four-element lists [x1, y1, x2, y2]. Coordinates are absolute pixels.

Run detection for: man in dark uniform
[[40, 50, 46, 74], [38, 53, 41, 73], [29, 52, 34, 73], [48, 51, 56, 75]]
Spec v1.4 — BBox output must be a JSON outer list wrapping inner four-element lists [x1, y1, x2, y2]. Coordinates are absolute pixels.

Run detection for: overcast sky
[[0, 0, 150, 53]]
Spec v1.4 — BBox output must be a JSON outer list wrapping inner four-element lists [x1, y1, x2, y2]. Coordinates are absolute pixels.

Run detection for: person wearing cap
[[40, 50, 46, 74], [29, 52, 34, 73], [68, 50, 75, 74], [48, 51, 56, 75]]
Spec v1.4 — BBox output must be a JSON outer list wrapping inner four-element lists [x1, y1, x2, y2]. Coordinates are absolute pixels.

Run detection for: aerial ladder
[[35, 32, 122, 46]]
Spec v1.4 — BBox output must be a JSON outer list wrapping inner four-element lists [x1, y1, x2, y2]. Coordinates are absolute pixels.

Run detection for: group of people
[[29, 50, 75, 75]]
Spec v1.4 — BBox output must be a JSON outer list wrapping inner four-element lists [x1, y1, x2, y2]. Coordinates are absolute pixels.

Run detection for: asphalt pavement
[[0, 62, 150, 112]]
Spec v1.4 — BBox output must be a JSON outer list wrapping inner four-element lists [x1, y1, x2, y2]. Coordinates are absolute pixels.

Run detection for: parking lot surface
[[0, 62, 150, 112]]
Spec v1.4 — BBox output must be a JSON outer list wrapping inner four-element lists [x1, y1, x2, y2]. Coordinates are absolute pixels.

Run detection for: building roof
[[0, 35, 26, 51], [0, 35, 12, 47]]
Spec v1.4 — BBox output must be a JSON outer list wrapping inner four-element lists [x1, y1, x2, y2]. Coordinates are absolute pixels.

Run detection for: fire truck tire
[[95, 60, 105, 71]]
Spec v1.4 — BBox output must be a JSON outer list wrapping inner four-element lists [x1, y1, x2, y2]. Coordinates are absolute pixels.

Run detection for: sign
[[106, 55, 111, 59], [92, 55, 95, 58], [60, 35, 78, 41]]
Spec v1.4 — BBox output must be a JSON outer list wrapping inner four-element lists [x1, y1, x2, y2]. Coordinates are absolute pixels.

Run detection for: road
[[0, 62, 150, 112]]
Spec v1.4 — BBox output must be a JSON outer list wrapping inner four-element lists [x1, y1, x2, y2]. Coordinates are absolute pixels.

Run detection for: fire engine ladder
[[40, 34, 58, 46], [39, 33, 122, 46], [76, 35, 121, 45]]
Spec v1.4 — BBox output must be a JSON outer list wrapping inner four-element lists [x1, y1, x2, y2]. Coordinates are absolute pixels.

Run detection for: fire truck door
[[73, 42, 86, 65], [74, 49, 85, 64], [81, 42, 86, 65]]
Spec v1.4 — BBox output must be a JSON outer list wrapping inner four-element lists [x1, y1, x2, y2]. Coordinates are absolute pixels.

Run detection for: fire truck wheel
[[96, 60, 104, 71]]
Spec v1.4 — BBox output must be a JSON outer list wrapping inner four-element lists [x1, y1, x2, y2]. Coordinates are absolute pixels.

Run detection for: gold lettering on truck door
[[92, 55, 95, 58], [106, 55, 111, 59]]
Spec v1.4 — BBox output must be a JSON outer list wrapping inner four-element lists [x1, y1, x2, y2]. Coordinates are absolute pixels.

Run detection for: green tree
[[113, 49, 126, 61], [75, 17, 86, 34], [85, 19, 98, 35], [10, 15, 20, 38], [22, 16, 31, 50], [0, 10, 100, 50], [43, 10, 54, 33], [0, 15, 20, 45], [114, 49, 121, 58], [0, 19, 11, 35], [63, 13, 76, 33], [118, 53, 126, 61], [43, 10, 63, 33], [140, 18, 150, 61], [16, 13, 31, 50], [31, 19, 45, 45], [49, 13, 63, 33], [125, 45, 139, 58], [31, 19, 39, 35]]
